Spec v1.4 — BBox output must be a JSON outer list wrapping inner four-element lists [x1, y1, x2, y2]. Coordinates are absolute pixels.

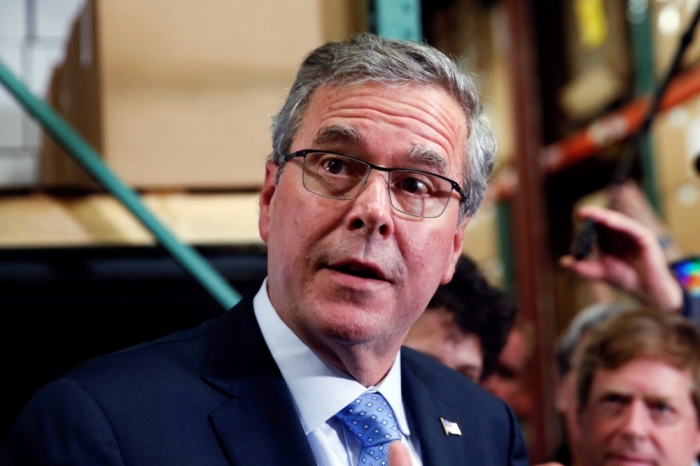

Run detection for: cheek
[[269, 197, 309, 267], [403, 223, 450, 258], [582, 412, 617, 445], [404, 226, 457, 278], [671, 423, 700, 453]]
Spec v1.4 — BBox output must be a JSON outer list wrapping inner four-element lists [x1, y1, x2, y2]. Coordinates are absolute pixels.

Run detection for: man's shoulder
[[401, 346, 508, 409], [401, 345, 479, 388], [2, 302, 261, 465], [400, 346, 528, 464], [61, 317, 215, 390], [64, 293, 258, 386]]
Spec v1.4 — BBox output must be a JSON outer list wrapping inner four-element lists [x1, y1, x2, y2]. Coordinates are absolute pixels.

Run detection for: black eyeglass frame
[[280, 149, 467, 217]]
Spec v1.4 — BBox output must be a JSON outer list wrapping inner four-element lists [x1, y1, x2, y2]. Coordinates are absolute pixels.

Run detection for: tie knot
[[336, 392, 402, 448]]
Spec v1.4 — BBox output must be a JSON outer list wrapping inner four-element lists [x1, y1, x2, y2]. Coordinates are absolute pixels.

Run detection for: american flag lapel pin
[[440, 417, 462, 436]]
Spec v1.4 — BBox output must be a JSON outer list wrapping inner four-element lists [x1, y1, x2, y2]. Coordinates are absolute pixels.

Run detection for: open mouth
[[326, 261, 388, 282], [606, 454, 654, 465]]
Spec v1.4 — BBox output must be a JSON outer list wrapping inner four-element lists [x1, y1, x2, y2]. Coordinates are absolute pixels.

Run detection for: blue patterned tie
[[336, 391, 403, 466]]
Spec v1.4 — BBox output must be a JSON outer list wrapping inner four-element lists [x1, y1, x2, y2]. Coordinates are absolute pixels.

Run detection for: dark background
[[0, 245, 268, 441]]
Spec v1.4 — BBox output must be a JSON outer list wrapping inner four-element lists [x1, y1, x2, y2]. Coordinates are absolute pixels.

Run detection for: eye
[[650, 401, 670, 412], [398, 177, 428, 194], [321, 157, 347, 175], [393, 171, 438, 197], [597, 394, 626, 416], [648, 401, 678, 424], [601, 394, 624, 406]]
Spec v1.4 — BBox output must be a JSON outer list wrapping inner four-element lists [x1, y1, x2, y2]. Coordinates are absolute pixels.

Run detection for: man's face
[[406, 308, 484, 382], [579, 358, 700, 466], [481, 327, 532, 417], [259, 82, 469, 365]]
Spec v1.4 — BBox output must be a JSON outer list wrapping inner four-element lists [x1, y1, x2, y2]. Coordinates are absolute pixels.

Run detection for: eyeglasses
[[280, 149, 467, 218]]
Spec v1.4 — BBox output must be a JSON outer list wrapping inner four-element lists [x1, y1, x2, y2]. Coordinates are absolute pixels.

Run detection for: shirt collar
[[253, 279, 411, 436]]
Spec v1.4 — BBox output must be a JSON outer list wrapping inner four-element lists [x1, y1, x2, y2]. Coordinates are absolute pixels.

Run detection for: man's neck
[[297, 328, 405, 387]]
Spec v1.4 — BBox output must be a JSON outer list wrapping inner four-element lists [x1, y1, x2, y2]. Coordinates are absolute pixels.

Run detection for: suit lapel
[[202, 295, 316, 466], [402, 351, 467, 466]]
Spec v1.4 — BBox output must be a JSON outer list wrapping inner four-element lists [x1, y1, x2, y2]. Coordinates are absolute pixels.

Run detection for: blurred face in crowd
[[482, 327, 532, 417], [578, 358, 700, 466], [555, 331, 593, 465], [406, 308, 484, 382], [259, 82, 469, 371]]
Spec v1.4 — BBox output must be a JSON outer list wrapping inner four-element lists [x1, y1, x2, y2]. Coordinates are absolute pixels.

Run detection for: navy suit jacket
[[1, 294, 528, 465]]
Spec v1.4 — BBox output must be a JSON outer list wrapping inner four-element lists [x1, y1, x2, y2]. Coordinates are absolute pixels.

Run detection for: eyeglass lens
[[301, 151, 454, 218]]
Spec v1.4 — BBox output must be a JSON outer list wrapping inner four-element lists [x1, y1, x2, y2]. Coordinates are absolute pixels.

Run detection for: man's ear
[[258, 161, 279, 244], [440, 216, 470, 284]]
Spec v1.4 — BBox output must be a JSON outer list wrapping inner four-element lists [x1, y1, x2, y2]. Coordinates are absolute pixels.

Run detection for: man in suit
[[1, 33, 528, 465]]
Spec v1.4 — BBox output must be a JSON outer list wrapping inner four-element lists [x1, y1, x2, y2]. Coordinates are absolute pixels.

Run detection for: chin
[[316, 312, 383, 342], [322, 309, 407, 346]]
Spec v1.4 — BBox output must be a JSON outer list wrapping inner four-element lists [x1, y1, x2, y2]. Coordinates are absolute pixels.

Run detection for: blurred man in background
[[481, 317, 536, 419], [552, 302, 632, 465], [576, 309, 700, 466], [405, 254, 516, 383]]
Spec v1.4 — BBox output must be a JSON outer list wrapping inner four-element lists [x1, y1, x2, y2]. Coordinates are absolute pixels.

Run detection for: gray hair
[[556, 301, 635, 378], [270, 33, 496, 218]]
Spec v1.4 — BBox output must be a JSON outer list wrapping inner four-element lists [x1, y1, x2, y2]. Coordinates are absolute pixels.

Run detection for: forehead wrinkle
[[387, 86, 467, 159], [406, 145, 448, 176], [372, 102, 465, 162], [312, 125, 364, 147], [598, 376, 688, 403]]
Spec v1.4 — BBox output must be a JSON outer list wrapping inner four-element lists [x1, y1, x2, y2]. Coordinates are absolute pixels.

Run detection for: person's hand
[[389, 441, 412, 466], [388, 440, 564, 466], [560, 206, 683, 312], [389, 440, 565, 466], [608, 180, 683, 261]]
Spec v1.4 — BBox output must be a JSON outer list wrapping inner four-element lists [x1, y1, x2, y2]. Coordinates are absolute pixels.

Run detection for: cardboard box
[[425, 1, 515, 165], [650, 0, 700, 77], [0, 193, 95, 246], [652, 94, 700, 190], [660, 180, 700, 254], [484, 4, 516, 165], [38, 64, 63, 185], [560, 0, 631, 121], [40, 0, 365, 190], [0, 192, 263, 247], [462, 202, 504, 286]]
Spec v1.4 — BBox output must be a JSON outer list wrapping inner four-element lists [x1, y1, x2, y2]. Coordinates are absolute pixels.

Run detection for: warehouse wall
[[0, 0, 85, 187]]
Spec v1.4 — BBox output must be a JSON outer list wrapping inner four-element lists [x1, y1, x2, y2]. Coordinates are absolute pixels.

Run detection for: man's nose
[[345, 171, 395, 237], [619, 400, 651, 440]]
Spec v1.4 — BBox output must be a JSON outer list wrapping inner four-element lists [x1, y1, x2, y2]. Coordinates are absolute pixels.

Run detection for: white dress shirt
[[253, 280, 423, 466]]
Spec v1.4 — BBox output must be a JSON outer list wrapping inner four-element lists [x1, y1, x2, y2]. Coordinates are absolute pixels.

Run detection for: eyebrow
[[598, 391, 633, 403], [598, 390, 675, 406], [313, 126, 364, 147], [406, 145, 449, 176], [312, 127, 449, 176]]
